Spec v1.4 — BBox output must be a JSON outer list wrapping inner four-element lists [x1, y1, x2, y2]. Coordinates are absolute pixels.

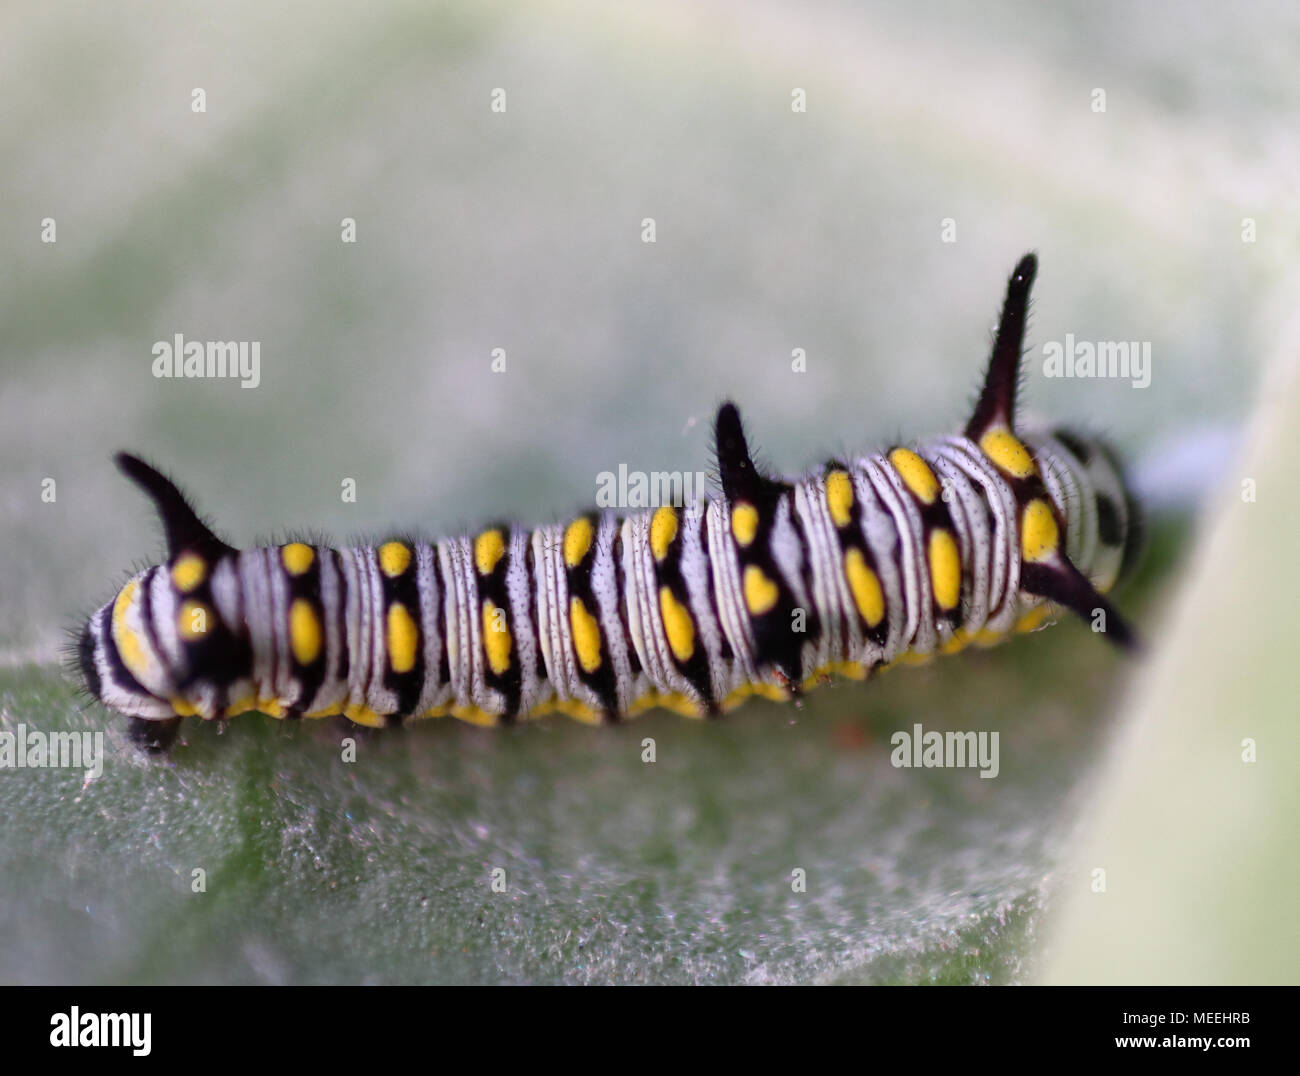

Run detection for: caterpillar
[[76, 254, 1140, 751]]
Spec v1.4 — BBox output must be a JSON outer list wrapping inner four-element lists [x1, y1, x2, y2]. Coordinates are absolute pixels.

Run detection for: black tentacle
[[115, 453, 237, 559], [965, 252, 1037, 441]]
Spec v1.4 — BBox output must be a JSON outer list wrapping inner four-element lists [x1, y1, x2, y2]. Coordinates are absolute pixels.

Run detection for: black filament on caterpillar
[[74, 254, 1141, 751]]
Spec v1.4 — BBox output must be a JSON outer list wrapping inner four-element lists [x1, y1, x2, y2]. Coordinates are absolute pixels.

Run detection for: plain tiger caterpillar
[[77, 254, 1140, 751]]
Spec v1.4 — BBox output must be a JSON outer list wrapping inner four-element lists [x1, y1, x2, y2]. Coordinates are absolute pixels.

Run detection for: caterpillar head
[[79, 571, 177, 719], [76, 454, 238, 749]]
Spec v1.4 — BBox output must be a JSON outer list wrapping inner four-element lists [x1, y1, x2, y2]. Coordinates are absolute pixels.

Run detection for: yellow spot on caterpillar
[[474, 529, 506, 575], [556, 698, 603, 725], [895, 650, 934, 666], [659, 691, 704, 718], [721, 682, 790, 711], [177, 600, 211, 640], [941, 629, 973, 655], [171, 553, 207, 592], [980, 426, 1037, 478], [1015, 604, 1054, 633], [387, 601, 419, 674], [302, 705, 343, 718], [289, 598, 322, 665], [227, 696, 286, 718], [832, 660, 867, 681], [720, 684, 754, 712], [281, 542, 315, 576], [626, 691, 703, 719], [650, 506, 678, 561], [795, 660, 868, 686], [569, 596, 603, 673], [844, 548, 885, 628], [928, 528, 962, 610], [730, 502, 758, 547], [344, 702, 386, 728], [802, 664, 836, 690], [889, 447, 940, 504], [658, 587, 695, 663], [450, 704, 498, 727], [563, 517, 594, 568], [111, 581, 137, 626], [825, 470, 854, 527], [378, 541, 411, 578], [743, 565, 780, 616], [111, 580, 149, 679], [626, 692, 660, 717], [1021, 499, 1060, 563], [480, 599, 512, 675], [170, 696, 199, 717], [974, 628, 1007, 648]]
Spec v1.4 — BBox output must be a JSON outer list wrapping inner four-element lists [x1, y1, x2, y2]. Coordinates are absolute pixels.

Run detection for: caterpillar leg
[[127, 715, 182, 752]]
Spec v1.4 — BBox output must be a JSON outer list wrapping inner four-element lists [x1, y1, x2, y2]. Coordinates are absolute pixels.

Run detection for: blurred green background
[[0, 0, 1294, 983]]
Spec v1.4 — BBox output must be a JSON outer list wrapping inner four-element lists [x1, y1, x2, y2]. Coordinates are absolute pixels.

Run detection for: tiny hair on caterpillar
[[76, 253, 1142, 752]]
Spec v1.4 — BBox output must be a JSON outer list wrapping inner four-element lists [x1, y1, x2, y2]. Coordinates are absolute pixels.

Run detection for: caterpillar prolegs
[[77, 254, 1141, 751]]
